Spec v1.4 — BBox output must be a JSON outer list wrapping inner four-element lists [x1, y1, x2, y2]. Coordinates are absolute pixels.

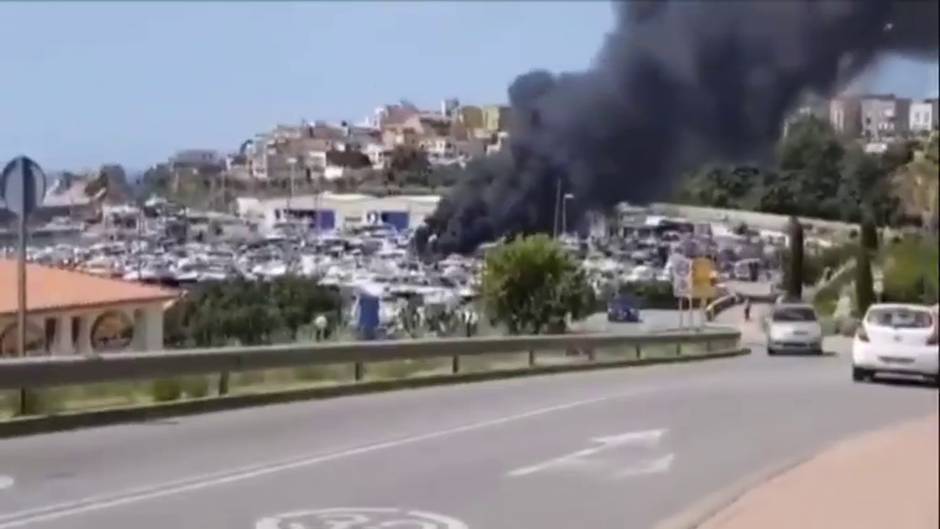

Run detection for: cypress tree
[[855, 242, 875, 316], [787, 217, 804, 301]]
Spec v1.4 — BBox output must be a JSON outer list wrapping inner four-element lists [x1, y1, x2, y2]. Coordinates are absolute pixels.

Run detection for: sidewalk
[[700, 414, 939, 529]]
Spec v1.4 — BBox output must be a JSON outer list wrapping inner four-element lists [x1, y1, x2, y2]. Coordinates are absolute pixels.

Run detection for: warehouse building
[[235, 193, 441, 232]]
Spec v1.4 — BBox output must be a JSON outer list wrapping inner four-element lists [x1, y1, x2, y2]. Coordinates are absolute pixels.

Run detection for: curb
[[0, 348, 749, 438], [651, 453, 811, 529]]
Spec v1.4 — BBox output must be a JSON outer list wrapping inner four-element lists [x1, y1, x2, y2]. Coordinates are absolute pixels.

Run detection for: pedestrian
[[468, 308, 479, 337], [744, 298, 752, 322], [314, 313, 328, 342]]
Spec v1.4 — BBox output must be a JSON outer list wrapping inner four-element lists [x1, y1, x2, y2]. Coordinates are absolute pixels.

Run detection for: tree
[[785, 217, 804, 301], [482, 235, 593, 335], [855, 242, 875, 317], [860, 217, 878, 253], [386, 145, 431, 187], [676, 115, 903, 225], [162, 277, 341, 348]]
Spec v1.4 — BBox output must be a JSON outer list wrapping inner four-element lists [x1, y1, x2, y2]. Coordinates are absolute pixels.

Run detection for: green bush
[[482, 234, 593, 334], [619, 281, 677, 309], [181, 377, 210, 399], [882, 236, 939, 305], [151, 379, 182, 402]]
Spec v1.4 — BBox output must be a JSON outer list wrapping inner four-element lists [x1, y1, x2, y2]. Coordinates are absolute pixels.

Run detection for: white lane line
[[0, 475, 14, 491], [0, 389, 651, 529], [615, 453, 676, 478], [507, 428, 666, 478]]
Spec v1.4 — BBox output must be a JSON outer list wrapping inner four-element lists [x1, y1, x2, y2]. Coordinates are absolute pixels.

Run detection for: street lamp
[[562, 193, 574, 236]]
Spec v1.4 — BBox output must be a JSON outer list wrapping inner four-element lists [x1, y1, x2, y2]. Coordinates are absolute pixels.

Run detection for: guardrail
[[705, 294, 740, 321], [0, 329, 741, 392]]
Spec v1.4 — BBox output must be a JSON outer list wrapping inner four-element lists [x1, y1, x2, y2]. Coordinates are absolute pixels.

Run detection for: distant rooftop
[[0, 260, 178, 316]]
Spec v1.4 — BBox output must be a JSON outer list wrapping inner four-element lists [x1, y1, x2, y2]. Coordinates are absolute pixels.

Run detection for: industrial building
[[235, 192, 442, 232]]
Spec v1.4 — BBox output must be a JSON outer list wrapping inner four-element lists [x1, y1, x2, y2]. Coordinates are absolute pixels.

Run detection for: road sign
[[691, 257, 717, 299], [1, 156, 46, 218], [672, 256, 691, 297], [1, 156, 46, 416]]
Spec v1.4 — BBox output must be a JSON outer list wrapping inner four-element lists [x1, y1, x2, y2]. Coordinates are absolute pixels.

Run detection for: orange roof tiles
[[0, 260, 179, 316]]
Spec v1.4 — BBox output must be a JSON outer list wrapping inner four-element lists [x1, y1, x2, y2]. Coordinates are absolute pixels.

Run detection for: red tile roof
[[0, 260, 179, 316]]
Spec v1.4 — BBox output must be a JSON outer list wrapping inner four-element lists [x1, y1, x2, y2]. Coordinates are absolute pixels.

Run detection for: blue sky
[[1, 1, 937, 171]]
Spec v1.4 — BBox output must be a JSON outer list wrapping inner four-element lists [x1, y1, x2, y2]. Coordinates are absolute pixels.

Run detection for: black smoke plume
[[421, 0, 938, 255]]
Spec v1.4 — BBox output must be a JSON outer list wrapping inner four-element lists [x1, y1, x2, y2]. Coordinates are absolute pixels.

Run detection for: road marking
[[256, 507, 469, 529], [615, 453, 675, 478], [0, 476, 13, 491], [0, 389, 651, 528], [507, 428, 666, 477]]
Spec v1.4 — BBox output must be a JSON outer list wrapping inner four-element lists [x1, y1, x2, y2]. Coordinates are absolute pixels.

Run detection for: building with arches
[[0, 260, 178, 357]]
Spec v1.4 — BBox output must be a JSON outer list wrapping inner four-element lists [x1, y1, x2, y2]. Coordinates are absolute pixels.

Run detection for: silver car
[[765, 303, 824, 355]]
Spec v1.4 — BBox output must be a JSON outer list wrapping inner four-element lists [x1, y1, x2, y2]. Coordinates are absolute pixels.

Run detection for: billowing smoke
[[421, 0, 938, 255]]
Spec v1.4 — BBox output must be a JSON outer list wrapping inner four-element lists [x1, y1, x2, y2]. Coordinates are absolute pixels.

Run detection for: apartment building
[[481, 105, 510, 133], [909, 98, 939, 133], [860, 95, 911, 140], [829, 96, 862, 137]]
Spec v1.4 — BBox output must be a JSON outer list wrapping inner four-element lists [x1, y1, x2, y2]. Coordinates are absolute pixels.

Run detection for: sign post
[[1, 156, 46, 415], [691, 257, 716, 331], [672, 256, 691, 329]]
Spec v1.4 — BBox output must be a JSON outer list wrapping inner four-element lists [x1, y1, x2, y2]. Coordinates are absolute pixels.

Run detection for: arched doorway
[[90, 311, 135, 353], [0, 322, 46, 358]]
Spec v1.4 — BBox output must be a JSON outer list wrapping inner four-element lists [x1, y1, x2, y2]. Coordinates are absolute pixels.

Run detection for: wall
[[909, 100, 939, 133], [648, 203, 856, 236], [247, 193, 442, 230], [0, 302, 166, 357]]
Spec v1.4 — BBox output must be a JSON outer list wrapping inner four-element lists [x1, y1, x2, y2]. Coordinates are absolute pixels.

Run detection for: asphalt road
[[0, 338, 936, 529]]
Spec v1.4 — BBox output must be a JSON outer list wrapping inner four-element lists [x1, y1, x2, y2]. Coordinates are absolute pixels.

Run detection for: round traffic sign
[[1, 156, 46, 218]]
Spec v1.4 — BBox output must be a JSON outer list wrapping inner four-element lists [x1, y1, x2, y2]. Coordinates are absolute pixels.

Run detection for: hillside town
[[0, 90, 937, 355]]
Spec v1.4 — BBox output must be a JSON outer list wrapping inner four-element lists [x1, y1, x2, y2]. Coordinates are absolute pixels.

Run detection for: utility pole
[[562, 193, 574, 236], [552, 177, 562, 239]]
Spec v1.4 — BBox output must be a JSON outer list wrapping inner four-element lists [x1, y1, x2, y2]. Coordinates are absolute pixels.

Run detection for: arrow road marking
[[615, 453, 676, 478], [0, 476, 13, 491], [507, 429, 667, 478]]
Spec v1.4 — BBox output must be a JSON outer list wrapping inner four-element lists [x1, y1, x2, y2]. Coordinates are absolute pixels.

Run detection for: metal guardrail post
[[354, 362, 365, 382], [705, 340, 712, 352], [218, 371, 230, 396], [451, 356, 460, 374], [17, 388, 30, 417], [528, 350, 536, 367], [675, 343, 682, 356], [635, 344, 642, 359]]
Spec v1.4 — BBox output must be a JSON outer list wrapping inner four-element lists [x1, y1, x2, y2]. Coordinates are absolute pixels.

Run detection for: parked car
[[852, 304, 939, 385], [607, 295, 641, 323], [766, 303, 823, 355]]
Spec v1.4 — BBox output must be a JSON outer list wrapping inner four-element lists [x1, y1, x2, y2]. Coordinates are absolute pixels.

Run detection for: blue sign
[[1, 156, 46, 218]]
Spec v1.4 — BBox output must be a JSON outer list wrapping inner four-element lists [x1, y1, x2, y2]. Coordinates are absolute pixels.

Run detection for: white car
[[852, 304, 939, 385], [766, 303, 824, 355]]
